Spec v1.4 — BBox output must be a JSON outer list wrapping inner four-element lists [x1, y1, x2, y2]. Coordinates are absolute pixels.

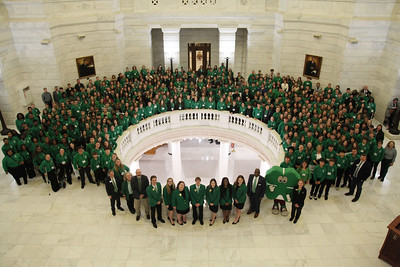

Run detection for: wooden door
[[188, 43, 211, 73]]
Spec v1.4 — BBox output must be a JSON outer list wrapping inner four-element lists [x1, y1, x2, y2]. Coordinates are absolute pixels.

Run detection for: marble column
[[218, 141, 230, 180], [259, 161, 270, 178], [162, 28, 180, 71], [218, 28, 237, 71], [130, 161, 140, 173], [170, 141, 183, 180]]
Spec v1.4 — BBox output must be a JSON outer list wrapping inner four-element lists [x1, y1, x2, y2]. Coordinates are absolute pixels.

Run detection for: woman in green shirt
[[163, 178, 176, 226], [297, 161, 311, 184], [206, 178, 220, 226], [232, 175, 247, 224], [20, 144, 36, 179], [2, 149, 27, 185], [219, 177, 233, 224], [172, 181, 190, 225]]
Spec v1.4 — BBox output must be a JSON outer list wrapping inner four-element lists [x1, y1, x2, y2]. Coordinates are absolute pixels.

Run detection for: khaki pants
[[134, 198, 149, 216]]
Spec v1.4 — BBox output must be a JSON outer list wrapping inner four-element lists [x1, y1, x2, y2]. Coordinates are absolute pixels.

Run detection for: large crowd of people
[[1, 63, 397, 227]]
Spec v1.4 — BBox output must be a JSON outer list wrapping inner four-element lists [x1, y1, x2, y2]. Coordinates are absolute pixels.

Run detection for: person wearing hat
[[146, 175, 165, 228], [2, 149, 27, 186], [73, 146, 95, 189]]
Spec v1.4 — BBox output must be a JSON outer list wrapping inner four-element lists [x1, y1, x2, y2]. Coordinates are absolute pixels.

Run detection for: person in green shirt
[[318, 158, 337, 200], [297, 161, 311, 183], [2, 138, 15, 156], [121, 172, 136, 214], [39, 154, 59, 192], [358, 137, 370, 156], [113, 159, 130, 182], [252, 103, 263, 120], [90, 151, 103, 186], [206, 178, 220, 226], [172, 181, 190, 225], [280, 156, 293, 168], [335, 150, 349, 187], [219, 177, 233, 224], [146, 175, 165, 228], [73, 147, 95, 189], [294, 145, 306, 169], [324, 145, 337, 160], [18, 144, 35, 179], [343, 148, 359, 188], [267, 116, 277, 130], [163, 178, 176, 225], [310, 159, 326, 200], [2, 149, 27, 185], [369, 140, 385, 179], [232, 175, 247, 224], [189, 177, 205, 225], [56, 148, 72, 185]]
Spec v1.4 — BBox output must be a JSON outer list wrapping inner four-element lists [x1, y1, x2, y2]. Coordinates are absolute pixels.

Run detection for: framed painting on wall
[[303, 54, 322, 79], [76, 56, 96, 79]]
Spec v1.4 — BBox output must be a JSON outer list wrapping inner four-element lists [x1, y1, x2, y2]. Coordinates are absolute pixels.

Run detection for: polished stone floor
[[0, 137, 398, 267]]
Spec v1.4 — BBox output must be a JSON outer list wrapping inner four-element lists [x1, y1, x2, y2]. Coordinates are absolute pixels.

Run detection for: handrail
[[116, 110, 283, 167]]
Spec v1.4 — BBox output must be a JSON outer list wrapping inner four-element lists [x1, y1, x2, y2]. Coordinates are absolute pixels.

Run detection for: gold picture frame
[[76, 55, 96, 79], [303, 54, 322, 80]]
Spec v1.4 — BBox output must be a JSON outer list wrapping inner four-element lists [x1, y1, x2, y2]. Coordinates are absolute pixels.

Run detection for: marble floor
[[0, 136, 399, 267]]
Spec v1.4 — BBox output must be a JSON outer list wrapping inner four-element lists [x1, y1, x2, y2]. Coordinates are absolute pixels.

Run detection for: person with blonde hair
[[163, 178, 176, 225], [121, 172, 135, 214]]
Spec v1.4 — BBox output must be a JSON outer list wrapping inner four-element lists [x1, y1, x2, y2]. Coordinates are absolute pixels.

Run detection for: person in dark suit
[[246, 168, 266, 218], [132, 169, 150, 220], [289, 179, 307, 224], [121, 172, 135, 214], [105, 170, 124, 216], [345, 154, 372, 202]]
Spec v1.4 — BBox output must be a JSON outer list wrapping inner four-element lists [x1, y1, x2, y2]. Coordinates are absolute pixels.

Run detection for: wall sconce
[[313, 34, 322, 39], [41, 39, 51, 45], [277, 29, 283, 34], [77, 34, 85, 39], [348, 38, 358, 44]]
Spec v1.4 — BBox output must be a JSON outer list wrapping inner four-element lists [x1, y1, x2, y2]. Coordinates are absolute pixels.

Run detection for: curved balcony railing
[[116, 110, 284, 167]]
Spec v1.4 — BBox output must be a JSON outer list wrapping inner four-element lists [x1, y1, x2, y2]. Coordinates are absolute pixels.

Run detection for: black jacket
[[247, 175, 266, 198], [291, 185, 307, 206], [105, 176, 122, 196], [132, 175, 149, 199], [348, 159, 372, 181]]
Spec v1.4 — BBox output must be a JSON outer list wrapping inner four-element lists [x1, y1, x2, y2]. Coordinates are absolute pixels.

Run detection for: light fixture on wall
[[77, 33, 85, 39], [313, 34, 322, 39], [115, 29, 122, 34], [348, 38, 358, 44], [277, 29, 283, 34], [41, 39, 51, 45]]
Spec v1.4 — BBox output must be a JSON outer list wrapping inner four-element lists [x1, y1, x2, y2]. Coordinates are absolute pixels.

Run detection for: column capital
[[218, 27, 237, 34], [161, 27, 181, 34]]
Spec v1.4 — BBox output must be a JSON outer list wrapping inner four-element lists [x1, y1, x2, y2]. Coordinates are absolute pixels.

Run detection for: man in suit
[[247, 168, 266, 218], [345, 154, 372, 202], [105, 170, 124, 216], [190, 177, 206, 225], [132, 169, 150, 221], [121, 172, 135, 214]]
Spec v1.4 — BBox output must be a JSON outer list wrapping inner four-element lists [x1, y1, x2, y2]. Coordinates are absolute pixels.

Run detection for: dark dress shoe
[[112, 210, 116, 216], [345, 192, 352, 196], [293, 219, 298, 224], [289, 217, 294, 221], [351, 198, 359, 202], [192, 220, 197, 225], [158, 218, 165, 223], [118, 207, 124, 211], [254, 213, 259, 218], [325, 195, 328, 200], [247, 210, 253, 215], [146, 215, 150, 220], [81, 185, 84, 189], [136, 215, 140, 221], [152, 223, 158, 229], [200, 220, 204, 225]]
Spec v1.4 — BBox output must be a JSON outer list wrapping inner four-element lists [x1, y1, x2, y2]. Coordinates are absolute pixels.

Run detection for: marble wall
[[0, 0, 399, 124]]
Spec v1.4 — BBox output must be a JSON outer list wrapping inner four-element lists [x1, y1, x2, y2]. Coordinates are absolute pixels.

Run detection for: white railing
[[116, 110, 283, 166]]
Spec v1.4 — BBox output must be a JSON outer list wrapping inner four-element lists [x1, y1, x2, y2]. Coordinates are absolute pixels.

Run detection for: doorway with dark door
[[188, 43, 211, 74]]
